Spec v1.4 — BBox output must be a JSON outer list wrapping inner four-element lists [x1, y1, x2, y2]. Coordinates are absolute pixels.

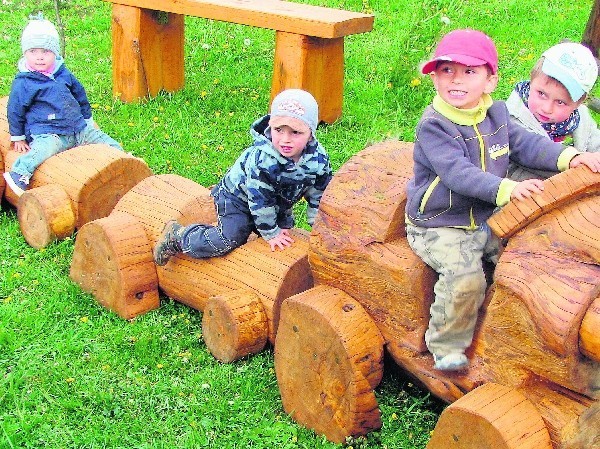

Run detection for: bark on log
[[70, 211, 160, 319], [17, 185, 76, 249], [274, 284, 384, 443], [427, 383, 552, 449], [202, 290, 268, 363]]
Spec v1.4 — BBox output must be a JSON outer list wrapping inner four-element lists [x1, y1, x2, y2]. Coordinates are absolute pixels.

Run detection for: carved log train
[[1, 98, 598, 448]]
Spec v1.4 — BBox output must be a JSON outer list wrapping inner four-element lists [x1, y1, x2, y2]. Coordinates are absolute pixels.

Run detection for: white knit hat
[[21, 18, 61, 56], [542, 42, 598, 101], [269, 89, 319, 135]]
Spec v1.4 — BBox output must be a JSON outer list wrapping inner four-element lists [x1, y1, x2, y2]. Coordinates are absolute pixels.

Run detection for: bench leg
[[272, 32, 344, 124], [111, 5, 184, 102]]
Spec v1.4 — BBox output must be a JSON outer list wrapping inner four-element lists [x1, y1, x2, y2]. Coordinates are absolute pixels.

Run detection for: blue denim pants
[[180, 188, 256, 258], [12, 123, 123, 179]]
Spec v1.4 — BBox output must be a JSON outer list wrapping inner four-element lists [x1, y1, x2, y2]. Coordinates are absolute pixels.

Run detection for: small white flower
[[202, 43, 211, 50], [244, 38, 251, 46], [440, 16, 451, 25]]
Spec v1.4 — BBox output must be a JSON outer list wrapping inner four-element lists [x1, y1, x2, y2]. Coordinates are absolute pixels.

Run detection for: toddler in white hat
[[4, 16, 123, 197], [507, 42, 600, 181]]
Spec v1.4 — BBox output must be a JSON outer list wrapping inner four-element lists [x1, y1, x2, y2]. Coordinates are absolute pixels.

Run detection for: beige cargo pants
[[406, 223, 500, 358]]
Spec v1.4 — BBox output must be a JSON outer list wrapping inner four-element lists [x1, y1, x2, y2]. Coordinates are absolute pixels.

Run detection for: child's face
[[24, 48, 56, 72], [270, 124, 311, 162], [431, 62, 498, 109], [528, 73, 584, 124]]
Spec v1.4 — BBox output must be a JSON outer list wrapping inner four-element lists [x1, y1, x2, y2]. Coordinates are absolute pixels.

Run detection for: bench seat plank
[[105, 0, 374, 38]]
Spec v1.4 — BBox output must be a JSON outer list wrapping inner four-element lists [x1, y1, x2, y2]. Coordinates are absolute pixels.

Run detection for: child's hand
[[267, 229, 295, 252], [12, 140, 29, 153], [569, 152, 600, 172], [511, 179, 544, 201]]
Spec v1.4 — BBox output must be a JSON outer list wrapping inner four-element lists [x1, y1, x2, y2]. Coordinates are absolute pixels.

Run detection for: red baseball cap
[[421, 29, 498, 75]]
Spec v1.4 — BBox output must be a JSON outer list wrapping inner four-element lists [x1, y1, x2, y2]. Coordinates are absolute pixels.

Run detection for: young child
[[405, 29, 600, 371], [4, 17, 123, 197], [507, 42, 600, 181], [153, 88, 333, 265]]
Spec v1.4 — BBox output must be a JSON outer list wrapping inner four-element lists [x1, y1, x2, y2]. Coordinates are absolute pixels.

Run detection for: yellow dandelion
[[213, 78, 220, 85], [215, 111, 221, 117], [410, 78, 422, 87], [66, 377, 75, 383], [79, 316, 89, 323], [153, 116, 159, 122], [200, 91, 207, 99], [91, 103, 99, 109], [12, 272, 21, 278], [201, 144, 208, 150], [156, 363, 164, 369], [391, 412, 398, 420], [2, 296, 12, 304]]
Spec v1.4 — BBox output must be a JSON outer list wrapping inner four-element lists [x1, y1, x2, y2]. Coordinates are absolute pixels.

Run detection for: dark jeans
[[180, 188, 255, 258]]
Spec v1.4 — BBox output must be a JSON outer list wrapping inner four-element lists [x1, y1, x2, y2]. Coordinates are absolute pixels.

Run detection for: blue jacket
[[406, 94, 577, 229], [216, 115, 333, 240], [7, 58, 91, 140]]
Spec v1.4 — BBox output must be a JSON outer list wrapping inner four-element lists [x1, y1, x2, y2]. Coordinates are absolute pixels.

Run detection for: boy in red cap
[[405, 29, 600, 371]]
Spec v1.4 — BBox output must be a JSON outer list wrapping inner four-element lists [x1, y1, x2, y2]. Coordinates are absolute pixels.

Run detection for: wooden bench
[[103, 0, 374, 123]]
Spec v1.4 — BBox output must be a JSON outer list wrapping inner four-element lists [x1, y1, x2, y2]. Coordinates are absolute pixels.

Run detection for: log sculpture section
[[70, 173, 315, 360], [0, 96, 152, 248], [272, 140, 600, 448]]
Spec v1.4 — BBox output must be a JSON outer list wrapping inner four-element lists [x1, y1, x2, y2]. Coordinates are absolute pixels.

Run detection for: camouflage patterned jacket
[[215, 115, 332, 240]]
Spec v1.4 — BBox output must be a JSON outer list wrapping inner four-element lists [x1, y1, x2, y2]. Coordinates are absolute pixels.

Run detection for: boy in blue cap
[[507, 42, 600, 180], [4, 17, 123, 197]]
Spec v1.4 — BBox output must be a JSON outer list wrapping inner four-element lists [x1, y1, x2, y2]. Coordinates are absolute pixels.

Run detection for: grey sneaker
[[3, 171, 30, 197], [153, 221, 184, 266], [433, 353, 469, 371]]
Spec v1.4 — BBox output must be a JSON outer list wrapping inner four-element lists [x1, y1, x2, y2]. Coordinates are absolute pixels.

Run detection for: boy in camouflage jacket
[[154, 89, 332, 265]]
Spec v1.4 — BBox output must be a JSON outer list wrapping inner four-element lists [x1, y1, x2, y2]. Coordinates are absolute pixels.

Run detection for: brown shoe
[[153, 221, 184, 266]]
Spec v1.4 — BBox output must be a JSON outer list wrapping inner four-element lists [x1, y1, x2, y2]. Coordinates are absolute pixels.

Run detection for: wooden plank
[[103, 0, 374, 38]]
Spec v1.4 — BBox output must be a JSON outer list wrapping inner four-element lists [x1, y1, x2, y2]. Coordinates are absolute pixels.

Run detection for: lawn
[[0, 0, 594, 447]]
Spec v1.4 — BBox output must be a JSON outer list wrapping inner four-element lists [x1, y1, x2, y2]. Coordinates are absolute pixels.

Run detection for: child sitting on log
[[153, 89, 332, 265], [405, 29, 600, 371], [507, 41, 600, 181], [4, 16, 123, 197]]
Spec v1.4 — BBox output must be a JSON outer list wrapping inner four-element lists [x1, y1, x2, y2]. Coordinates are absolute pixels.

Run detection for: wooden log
[[0, 141, 153, 227], [70, 174, 216, 319], [487, 165, 600, 239], [17, 185, 76, 249], [159, 227, 313, 342], [274, 284, 384, 443], [426, 383, 552, 449], [478, 194, 600, 397], [111, 173, 217, 243], [309, 141, 464, 398], [517, 379, 594, 448], [580, 296, 600, 361], [202, 290, 268, 363], [70, 211, 160, 319]]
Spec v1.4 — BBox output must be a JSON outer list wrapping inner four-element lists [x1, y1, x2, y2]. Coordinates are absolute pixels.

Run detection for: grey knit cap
[[269, 89, 319, 135], [21, 18, 61, 56]]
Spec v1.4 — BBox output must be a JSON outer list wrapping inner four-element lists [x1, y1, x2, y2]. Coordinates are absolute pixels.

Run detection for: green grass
[[0, 0, 594, 447]]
